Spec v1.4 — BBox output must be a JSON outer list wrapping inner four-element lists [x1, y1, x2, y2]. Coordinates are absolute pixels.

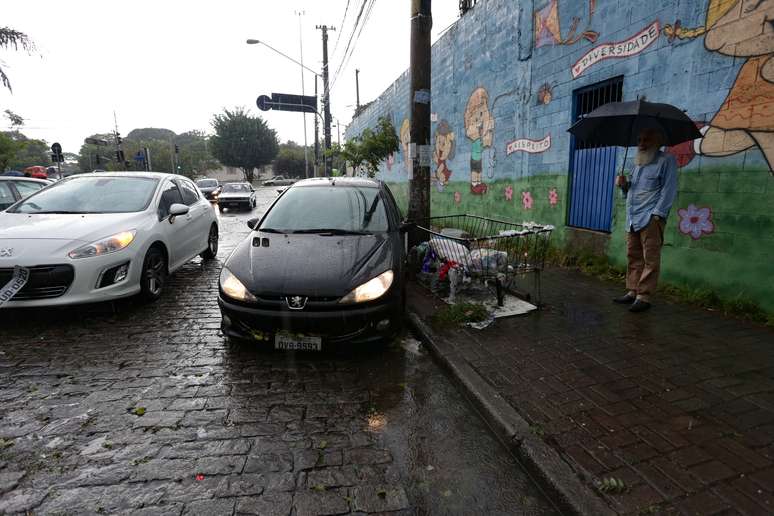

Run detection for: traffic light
[[116, 134, 122, 145], [174, 144, 180, 154]]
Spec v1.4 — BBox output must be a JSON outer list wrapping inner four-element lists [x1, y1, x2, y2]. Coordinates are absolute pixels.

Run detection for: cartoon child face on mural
[[695, 0, 774, 173], [432, 120, 456, 191], [464, 87, 494, 195], [400, 118, 411, 173]]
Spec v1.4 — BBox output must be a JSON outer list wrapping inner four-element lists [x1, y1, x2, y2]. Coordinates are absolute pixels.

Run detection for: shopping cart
[[411, 214, 553, 306]]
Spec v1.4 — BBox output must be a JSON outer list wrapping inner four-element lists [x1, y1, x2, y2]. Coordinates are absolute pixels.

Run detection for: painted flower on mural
[[548, 188, 559, 207], [454, 191, 462, 204], [522, 191, 533, 210], [678, 204, 715, 240], [504, 185, 514, 201]]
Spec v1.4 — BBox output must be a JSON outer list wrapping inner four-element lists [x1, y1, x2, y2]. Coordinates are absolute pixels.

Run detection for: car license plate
[[274, 333, 322, 351]]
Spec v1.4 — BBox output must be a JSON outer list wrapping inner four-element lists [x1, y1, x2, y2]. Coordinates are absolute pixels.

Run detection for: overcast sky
[[1, 0, 459, 154]]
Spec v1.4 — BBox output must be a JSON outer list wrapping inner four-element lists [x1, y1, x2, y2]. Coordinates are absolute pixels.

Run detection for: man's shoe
[[629, 300, 652, 313], [613, 294, 636, 304]]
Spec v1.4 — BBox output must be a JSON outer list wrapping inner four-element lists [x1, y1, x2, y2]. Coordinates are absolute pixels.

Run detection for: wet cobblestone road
[[0, 187, 556, 515]]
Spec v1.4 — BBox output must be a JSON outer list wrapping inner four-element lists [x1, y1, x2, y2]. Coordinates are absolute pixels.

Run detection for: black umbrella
[[567, 99, 701, 177], [567, 99, 701, 147]]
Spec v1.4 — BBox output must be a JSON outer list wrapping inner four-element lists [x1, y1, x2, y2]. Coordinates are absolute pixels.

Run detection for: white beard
[[635, 147, 658, 166]]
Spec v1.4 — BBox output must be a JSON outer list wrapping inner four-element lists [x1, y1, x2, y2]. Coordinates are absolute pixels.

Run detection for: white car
[[0, 172, 219, 307]]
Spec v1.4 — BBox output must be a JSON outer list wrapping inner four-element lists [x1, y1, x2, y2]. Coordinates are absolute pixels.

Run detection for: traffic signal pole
[[407, 0, 432, 246]]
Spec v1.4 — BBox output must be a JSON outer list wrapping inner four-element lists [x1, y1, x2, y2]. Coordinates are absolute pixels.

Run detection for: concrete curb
[[408, 312, 614, 516]]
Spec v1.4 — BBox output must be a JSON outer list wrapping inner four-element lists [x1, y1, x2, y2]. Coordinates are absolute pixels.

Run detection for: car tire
[[201, 224, 218, 260], [140, 246, 167, 302]]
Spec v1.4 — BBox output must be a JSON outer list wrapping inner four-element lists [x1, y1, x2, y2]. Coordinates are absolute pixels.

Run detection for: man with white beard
[[614, 127, 678, 313]]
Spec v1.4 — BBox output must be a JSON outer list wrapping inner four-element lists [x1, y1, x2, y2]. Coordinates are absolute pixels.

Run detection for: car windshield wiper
[[290, 228, 371, 235], [258, 227, 286, 234]]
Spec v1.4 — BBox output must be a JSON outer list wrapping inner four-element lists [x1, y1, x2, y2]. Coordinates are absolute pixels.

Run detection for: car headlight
[[339, 270, 394, 304], [68, 230, 136, 259], [220, 267, 257, 302]]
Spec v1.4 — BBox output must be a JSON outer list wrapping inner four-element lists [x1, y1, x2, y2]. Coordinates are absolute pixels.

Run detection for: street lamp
[[246, 37, 321, 177]]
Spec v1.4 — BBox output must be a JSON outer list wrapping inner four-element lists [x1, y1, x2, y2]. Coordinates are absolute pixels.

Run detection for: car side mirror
[[168, 203, 189, 223], [399, 221, 414, 234], [247, 217, 260, 230]]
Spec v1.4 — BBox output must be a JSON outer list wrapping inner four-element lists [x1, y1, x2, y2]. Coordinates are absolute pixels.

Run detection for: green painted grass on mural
[[387, 177, 567, 238]]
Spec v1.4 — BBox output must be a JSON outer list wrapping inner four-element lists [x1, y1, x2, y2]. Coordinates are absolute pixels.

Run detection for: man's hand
[[615, 174, 628, 188]]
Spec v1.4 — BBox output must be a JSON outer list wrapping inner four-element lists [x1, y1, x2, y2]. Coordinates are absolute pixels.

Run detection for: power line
[[329, 0, 369, 87], [331, 0, 352, 56], [330, 0, 375, 92]]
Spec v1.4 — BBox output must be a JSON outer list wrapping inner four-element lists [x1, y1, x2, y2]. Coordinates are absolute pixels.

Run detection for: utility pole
[[296, 10, 310, 178], [314, 75, 320, 177], [113, 111, 125, 171], [355, 69, 361, 112], [316, 24, 335, 176], [407, 0, 432, 245]]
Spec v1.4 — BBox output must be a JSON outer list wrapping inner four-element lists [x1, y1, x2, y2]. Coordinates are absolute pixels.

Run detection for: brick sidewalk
[[408, 268, 774, 515]]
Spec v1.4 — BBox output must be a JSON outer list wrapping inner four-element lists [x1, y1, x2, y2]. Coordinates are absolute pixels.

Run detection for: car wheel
[[201, 224, 218, 260], [140, 246, 167, 302]]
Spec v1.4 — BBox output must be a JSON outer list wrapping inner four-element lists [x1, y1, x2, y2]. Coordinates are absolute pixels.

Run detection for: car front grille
[[0, 265, 75, 300]]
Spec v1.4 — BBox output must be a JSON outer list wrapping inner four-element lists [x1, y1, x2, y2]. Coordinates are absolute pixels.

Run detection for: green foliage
[[7, 134, 48, 170], [0, 27, 35, 92], [75, 129, 218, 177], [431, 302, 489, 328], [0, 133, 15, 171], [328, 117, 399, 177], [4, 109, 23, 127], [273, 141, 311, 178], [598, 477, 627, 494], [210, 107, 279, 182]]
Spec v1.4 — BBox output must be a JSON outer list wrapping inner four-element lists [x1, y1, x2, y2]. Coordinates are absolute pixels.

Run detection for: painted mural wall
[[346, 0, 774, 312]]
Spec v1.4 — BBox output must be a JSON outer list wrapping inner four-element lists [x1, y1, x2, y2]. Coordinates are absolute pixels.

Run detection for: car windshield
[[222, 183, 250, 192], [260, 185, 389, 233], [9, 176, 159, 214], [196, 179, 218, 188]]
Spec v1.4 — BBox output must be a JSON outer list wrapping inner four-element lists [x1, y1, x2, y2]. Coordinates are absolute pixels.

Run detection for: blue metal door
[[568, 78, 623, 232]]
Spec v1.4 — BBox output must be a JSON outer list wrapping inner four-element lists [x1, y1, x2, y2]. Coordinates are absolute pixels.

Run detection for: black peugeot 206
[[218, 177, 408, 350]]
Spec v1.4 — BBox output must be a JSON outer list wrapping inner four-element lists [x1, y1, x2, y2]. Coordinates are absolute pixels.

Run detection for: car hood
[[226, 231, 396, 298], [0, 211, 148, 243]]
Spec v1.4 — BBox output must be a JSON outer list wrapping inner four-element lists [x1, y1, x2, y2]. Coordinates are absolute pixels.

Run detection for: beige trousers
[[626, 218, 665, 302]]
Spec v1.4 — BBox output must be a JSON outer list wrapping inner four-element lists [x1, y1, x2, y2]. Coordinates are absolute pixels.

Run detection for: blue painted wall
[[346, 0, 774, 312]]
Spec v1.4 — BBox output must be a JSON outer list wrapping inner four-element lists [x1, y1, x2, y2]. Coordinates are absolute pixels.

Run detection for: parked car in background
[[195, 178, 221, 201], [218, 177, 407, 350], [0, 177, 51, 211], [0, 172, 219, 306], [24, 166, 49, 180], [218, 182, 256, 211], [262, 175, 296, 187]]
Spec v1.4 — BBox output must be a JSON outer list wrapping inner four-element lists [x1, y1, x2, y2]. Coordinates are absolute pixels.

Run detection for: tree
[[0, 28, 35, 92], [210, 107, 278, 182], [0, 133, 16, 171], [273, 141, 311, 178], [4, 132, 48, 170], [327, 117, 399, 177], [4, 109, 24, 127]]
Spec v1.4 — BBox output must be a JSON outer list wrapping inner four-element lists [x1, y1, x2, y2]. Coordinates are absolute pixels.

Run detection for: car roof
[[0, 177, 50, 184], [70, 171, 188, 181], [292, 177, 379, 188]]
